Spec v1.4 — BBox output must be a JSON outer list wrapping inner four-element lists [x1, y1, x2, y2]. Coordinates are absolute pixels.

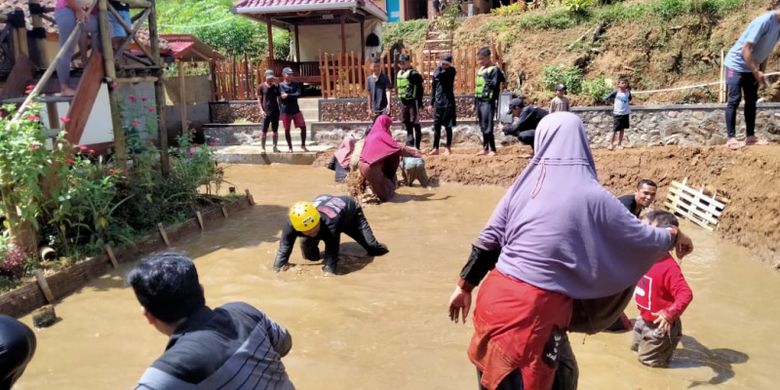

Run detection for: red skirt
[[468, 269, 573, 390]]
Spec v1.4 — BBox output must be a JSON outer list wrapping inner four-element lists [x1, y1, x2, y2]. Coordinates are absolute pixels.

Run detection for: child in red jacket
[[631, 210, 693, 367]]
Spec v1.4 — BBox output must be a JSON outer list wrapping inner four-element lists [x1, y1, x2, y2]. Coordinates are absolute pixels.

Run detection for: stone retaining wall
[[209, 98, 780, 149]]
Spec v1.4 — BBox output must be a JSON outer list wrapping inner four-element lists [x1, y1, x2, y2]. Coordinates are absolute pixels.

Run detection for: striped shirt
[[136, 303, 294, 390]]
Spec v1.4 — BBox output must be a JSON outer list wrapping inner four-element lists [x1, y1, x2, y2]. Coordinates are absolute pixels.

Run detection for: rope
[[632, 71, 780, 95]]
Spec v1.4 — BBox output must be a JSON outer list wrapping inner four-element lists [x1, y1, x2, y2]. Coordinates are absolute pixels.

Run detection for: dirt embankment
[[314, 145, 780, 265]]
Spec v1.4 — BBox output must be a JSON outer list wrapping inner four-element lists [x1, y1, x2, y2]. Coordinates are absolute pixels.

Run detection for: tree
[[156, 0, 290, 59]]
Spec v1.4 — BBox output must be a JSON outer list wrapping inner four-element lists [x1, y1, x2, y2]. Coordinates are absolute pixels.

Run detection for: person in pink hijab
[[358, 115, 421, 201], [328, 135, 356, 182]]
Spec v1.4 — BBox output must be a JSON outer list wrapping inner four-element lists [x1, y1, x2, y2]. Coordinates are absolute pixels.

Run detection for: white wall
[[297, 20, 381, 61]]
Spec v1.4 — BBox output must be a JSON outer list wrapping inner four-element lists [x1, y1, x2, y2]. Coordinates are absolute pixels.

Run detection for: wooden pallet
[[664, 178, 729, 231]]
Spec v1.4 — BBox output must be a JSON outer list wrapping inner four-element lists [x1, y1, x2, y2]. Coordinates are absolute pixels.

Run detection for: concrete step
[[213, 144, 333, 165]]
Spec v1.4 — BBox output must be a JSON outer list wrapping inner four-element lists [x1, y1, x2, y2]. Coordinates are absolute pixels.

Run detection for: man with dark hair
[[396, 54, 425, 149], [0, 315, 36, 389], [128, 253, 294, 389], [367, 56, 393, 120], [257, 69, 281, 152], [723, 4, 780, 149], [500, 97, 548, 152], [606, 178, 660, 332], [280, 67, 308, 152], [429, 52, 457, 155], [474, 47, 505, 156], [619, 179, 658, 217]]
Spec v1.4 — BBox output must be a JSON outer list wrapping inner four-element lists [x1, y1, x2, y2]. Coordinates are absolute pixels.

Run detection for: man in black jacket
[[274, 195, 389, 275], [500, 97, 548, 152], [429, 52, 457, 156]]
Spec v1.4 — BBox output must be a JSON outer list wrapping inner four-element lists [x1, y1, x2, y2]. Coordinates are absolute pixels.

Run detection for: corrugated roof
[[160, 33, 224, 61]]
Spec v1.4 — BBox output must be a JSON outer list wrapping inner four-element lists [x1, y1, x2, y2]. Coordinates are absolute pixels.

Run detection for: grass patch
[[383, 19, 428, 51]]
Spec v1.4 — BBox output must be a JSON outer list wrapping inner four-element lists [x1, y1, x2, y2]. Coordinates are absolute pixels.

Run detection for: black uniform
[[274, 195, 388, 274], [431, 66, 457, 149], [502, 105, 548, 149], [0, 315, 36, 389], [475, 66, 505, 152]]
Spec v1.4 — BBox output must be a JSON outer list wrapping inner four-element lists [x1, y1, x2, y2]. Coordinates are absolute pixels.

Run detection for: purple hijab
[[476, 112, 672, 299]]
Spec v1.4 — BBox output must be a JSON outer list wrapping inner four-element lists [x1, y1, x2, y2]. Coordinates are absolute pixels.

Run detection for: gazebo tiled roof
[[233, 0, 387, 21]]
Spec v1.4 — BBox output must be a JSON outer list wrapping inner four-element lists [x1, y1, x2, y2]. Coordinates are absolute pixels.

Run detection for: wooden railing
[[213, 58, 322, 100], [319, 44, 504, 99]]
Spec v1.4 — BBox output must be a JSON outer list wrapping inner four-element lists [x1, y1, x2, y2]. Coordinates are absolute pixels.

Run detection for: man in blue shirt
[[723, 6, 780, 149], [129, 253, 294, 389]]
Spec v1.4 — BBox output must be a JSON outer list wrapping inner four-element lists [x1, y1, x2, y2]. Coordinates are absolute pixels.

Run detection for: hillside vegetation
[[384, 0, 780, 105]]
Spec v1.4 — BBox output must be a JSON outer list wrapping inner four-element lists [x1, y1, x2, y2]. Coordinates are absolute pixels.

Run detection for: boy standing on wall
[[397, 54, 425, 150], [257, 70, 281, 152], [474, 47, 505, 156], [279, 67, 308, 152], [367, 57, 393, 121], [604, 76, 632, 150]]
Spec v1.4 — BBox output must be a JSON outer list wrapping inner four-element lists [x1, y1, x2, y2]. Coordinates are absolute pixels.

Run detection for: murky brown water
[[15, 165, 780, 389]]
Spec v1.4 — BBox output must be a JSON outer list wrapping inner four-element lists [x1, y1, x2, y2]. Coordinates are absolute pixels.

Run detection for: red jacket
[[634, 254, 693, 323]]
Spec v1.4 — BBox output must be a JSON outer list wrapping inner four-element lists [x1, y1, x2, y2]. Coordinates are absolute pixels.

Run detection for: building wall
[[297, 20, 381, 61]]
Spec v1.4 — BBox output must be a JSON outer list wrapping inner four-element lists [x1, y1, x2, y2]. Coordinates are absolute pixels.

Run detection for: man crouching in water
[[274, 195, 389, 275]]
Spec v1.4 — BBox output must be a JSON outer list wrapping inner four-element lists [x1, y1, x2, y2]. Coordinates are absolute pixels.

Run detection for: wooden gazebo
[[232, 0, 387, 84]]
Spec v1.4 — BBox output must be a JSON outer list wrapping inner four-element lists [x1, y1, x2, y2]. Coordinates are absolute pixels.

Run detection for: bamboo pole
[[350, 51, 357, 97], [98, 0, 128, 172], [324, 52, 331, 99], [148, 0, 169, 176], [720, 48, 726, 103], [178, 62, 187, 135]]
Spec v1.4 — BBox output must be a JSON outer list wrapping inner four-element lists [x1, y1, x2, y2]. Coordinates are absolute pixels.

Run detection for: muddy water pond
[[15, 165, 780, 389]]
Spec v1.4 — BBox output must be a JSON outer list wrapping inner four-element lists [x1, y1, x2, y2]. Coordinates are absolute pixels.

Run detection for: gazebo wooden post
[[266, 17, 274, 62], [340, 15, 346, 61], [360, 18, 365, 72], [178, 61, 187, 135], [294, 24, 301, 62]]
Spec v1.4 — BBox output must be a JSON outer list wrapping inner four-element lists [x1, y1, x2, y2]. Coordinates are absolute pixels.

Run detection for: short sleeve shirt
[[367, 73, 392, 114], [725, 11, 780, 72]]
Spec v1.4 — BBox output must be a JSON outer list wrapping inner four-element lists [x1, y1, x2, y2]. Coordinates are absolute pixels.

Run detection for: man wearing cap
[[396, 54, 425, 150], [500, 97, 548, 152], [274, 195, 389, 275], [429, 52, 457, 156], [257, 70, 281, 152], [279, 67, 308, 152]]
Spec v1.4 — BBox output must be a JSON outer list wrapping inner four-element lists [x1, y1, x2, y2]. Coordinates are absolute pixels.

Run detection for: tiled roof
[[0, 0, 58, 34], [160, 34, 224, 61], [233, 0, 386, 20]]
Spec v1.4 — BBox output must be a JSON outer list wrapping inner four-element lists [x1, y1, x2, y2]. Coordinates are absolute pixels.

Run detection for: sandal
[[745, 136, 769, 146], [726, 138, 745, 150]]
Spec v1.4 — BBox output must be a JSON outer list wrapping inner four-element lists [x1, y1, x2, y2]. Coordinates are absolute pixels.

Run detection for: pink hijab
[[334, 135, 356, 168], [359, 115, 401, 165]]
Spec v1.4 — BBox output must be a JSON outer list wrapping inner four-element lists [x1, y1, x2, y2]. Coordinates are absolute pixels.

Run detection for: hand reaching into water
[[448, 285, 471, 323], [652, 311, 672, 336]]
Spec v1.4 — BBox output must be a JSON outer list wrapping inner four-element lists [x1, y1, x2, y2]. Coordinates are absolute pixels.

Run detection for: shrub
[[491, 3, 526, 17], [0, 246, 28, 279], [517, 7, 578, 30], [542, 64, 585, 95], [383, 19, 428, 51], [583, 76, 614, 103], [564, 0, 596, 14]]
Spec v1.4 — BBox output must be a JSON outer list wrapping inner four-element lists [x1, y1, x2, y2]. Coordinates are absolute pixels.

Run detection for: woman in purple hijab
[[447, 112, 694, 390]]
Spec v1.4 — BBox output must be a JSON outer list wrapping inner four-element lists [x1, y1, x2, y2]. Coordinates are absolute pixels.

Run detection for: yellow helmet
[[289, 201, 320, 232]]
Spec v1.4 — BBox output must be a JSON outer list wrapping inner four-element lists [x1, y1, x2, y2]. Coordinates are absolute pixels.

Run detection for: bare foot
[[745, 136, 768, 146], [301, 146, 310, 152], [617, 145, 625, 150], [487, 151, 497, 157], [726, 138, 744, 150], [607, 144, 614, 151], [474, 150, 487, 156], [273, 147, 281, 153], [287, 148, 293, 153], [60, 87, 77, 97], [444, 147, 452, 156], [428, 148, 439, 156]]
